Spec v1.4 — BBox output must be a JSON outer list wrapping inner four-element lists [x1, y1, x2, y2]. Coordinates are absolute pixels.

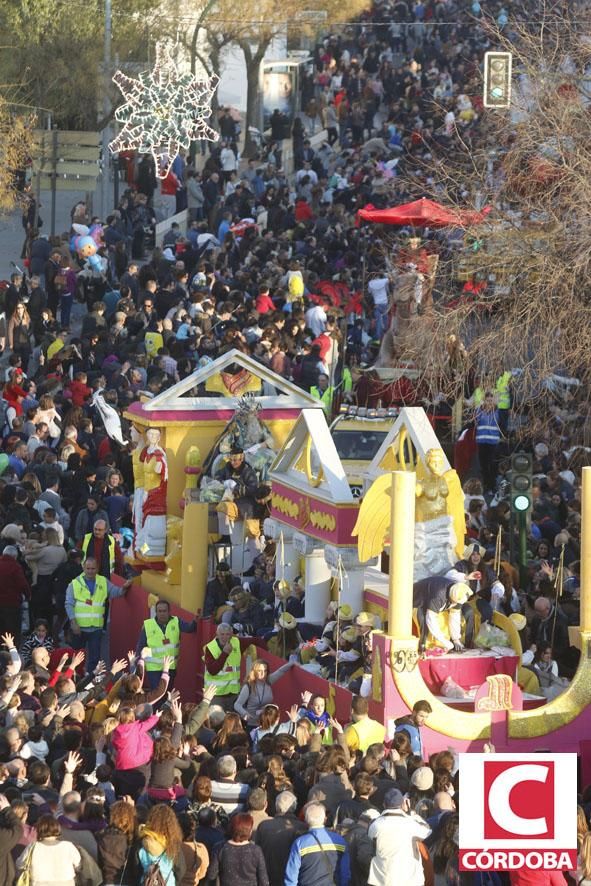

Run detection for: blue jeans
[[70, 629, 103, 674], [374, 302, 389, 340], [60, 294, 73, 328]]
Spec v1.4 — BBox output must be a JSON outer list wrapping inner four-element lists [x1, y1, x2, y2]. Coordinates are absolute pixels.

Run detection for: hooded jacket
[[110, 714, 159, 770]]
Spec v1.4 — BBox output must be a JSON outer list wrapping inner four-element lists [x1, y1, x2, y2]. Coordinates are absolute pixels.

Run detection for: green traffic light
[[513, 494, 530, 511]]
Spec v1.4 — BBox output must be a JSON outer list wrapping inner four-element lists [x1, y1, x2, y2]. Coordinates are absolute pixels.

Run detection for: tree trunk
[[240, 41, 269, 158]]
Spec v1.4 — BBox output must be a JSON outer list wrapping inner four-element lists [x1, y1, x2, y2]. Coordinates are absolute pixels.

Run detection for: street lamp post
[[100, 0, 112, 220]]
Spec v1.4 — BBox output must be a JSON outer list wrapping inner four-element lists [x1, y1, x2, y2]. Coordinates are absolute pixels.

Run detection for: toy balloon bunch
[[70, 224, 105, 274]]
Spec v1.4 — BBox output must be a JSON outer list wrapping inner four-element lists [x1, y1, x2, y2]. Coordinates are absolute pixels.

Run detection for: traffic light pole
[[518, 510, 528, 588]]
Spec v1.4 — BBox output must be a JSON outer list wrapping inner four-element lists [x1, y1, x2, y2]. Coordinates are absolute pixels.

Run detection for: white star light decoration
[[109, 43, 219, 178]]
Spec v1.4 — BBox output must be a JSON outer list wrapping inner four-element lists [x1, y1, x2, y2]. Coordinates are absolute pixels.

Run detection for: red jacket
[[68, 380, 92, 407], [255, 293, 275, 314], [111, 714, 160, 770], [295, 200, 314, 223], [4, 383, 27, 416], [0, 554, 30, 606]]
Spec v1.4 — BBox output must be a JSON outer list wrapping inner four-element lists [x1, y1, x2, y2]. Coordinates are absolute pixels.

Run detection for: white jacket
[[368, 809, 432, 886]]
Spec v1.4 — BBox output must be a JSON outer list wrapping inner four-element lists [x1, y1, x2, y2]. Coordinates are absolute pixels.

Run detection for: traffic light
[[483, 51, 512, 108], [510, 451, 532, 513]]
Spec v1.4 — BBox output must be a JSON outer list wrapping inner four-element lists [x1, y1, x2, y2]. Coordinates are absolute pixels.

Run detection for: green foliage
[[0, 0, 154, 128]]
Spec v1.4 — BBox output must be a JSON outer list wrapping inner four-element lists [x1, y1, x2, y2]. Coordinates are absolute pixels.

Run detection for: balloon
[[0, 453, 9, 475]]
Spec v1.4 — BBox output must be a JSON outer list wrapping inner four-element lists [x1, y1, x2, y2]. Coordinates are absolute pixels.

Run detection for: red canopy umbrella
[[357, 197, 489, 228]]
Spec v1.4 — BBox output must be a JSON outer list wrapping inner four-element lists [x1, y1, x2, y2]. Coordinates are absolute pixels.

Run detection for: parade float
[[122, 348, 319, 612]]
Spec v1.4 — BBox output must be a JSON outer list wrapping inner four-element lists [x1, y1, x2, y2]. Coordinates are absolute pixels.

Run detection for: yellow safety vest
[[144, 617, 181, 671], [72, 575, 109, 630], [311, 385, 335, 414], [345, 716, 386, 753], [82, 533, 116, 571], [495, 371, 512, 410], [203, 637, 241, 696]]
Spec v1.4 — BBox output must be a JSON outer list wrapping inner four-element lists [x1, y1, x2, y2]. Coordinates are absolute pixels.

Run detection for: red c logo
[[483, 761, 555, 840]]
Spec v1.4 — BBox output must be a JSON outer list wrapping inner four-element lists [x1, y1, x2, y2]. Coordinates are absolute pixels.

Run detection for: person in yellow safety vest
[[342, 366, 353, 393], [65, 557, 132, 674], [81, 520, 123, 579], [136, 598, 197, 689], [311, 373, 335, 415], [495, 370, 512, 435], [344, 695, 386, 753], [203, 623, 242, 712]]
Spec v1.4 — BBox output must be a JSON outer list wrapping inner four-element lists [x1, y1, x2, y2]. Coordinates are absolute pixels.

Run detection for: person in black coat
[[255, 792, 306, 884], [215, 447, 258, 518]]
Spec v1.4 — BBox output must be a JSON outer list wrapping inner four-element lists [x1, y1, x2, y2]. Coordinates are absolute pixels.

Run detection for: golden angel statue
[[353, 447, 464, 580]]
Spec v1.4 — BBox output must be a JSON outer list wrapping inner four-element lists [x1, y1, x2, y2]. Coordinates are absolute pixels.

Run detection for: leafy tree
[[184, 0, 371, 153], [0, 0, 154, 129]]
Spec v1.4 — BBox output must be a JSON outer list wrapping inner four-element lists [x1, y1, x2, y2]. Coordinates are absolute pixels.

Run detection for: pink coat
[[111, 715, 159, 770]]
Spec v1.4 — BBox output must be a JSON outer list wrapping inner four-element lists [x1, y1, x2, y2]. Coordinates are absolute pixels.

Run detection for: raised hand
[[56, 704, 71, 720], [203, 684, 217, 703], [110, 658, 127, 675], [93, 661, 107, 678], [287, 704, 300, 723], [301, 690, 312, 706], [171, 698, 183, 723], [57, 652, 69, 671], [162, 655, 173, 673], [64, 751, 83, 774], [71, 650, 86, 671], [1, 633, 14, 650], [328, 716, 343, 734], [127, 650, 136, 668]]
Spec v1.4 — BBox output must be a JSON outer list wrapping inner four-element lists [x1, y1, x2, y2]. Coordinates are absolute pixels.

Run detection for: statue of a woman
[[414, 447, 460, 581], [138, 427, 168, 558]]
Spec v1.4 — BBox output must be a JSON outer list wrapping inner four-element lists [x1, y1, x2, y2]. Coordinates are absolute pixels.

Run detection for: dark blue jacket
[[285, 826, 351, 886]]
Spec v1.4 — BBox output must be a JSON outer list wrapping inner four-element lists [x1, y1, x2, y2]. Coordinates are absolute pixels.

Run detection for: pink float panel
[[370, 632, 591, 762], [270, 480, 360, 546], [126, 401, 301, 422]]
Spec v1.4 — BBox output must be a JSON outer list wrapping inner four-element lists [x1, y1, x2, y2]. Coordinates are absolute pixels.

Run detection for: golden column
[[581, 466, 591, 632], [388, 471, 417, 638]]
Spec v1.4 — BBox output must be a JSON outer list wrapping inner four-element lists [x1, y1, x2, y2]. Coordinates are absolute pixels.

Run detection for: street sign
[[30, 129, 100, 234]]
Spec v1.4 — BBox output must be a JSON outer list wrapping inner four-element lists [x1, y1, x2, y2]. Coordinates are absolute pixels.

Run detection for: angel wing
[[443, 467, 466, 561], [352, 473, 392, 562]]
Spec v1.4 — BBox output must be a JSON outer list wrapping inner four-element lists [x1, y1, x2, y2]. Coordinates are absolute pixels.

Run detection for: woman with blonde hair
[[579, 831, 591, 884], [234, 657, 294, 728], [578, 805, 589, 851], [33, 393, 61, 444], [21, 471, 42, 496], [7, 303, 32, 367]]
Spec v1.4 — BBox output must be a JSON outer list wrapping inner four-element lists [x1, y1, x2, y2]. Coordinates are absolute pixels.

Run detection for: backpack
[[143, 862, 170, 886], [288, 273, 304, 299]]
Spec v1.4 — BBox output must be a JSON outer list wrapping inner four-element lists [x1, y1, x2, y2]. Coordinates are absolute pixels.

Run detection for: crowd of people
[[0, 0, 587, 883]]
